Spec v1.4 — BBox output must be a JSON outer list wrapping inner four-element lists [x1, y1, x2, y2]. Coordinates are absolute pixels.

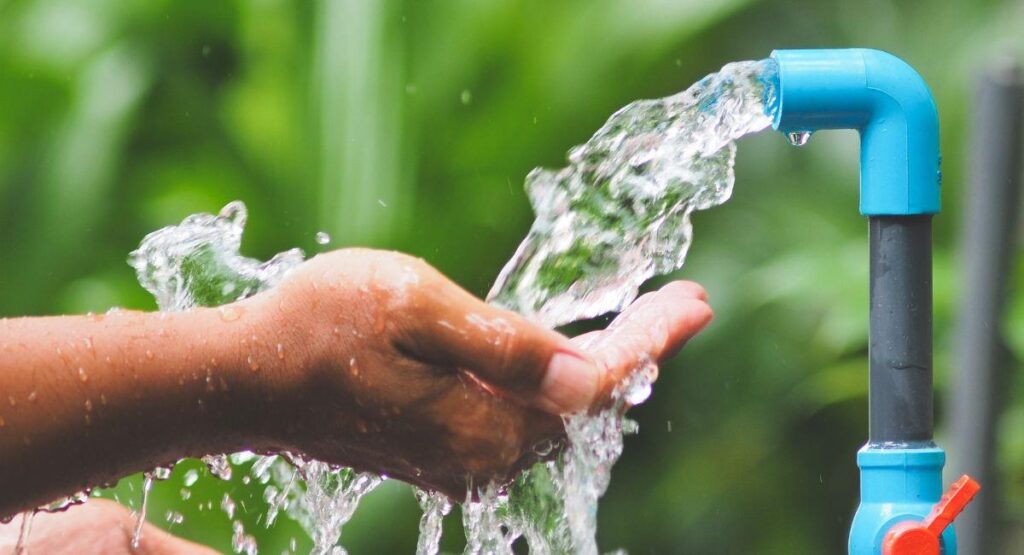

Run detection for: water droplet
[[151, 465, 172, 481], [315, 231, 331, 245], [145, 350, 154, 360], [378, 199, 388, 208], [180, 488, 192, 500], [532, 438, 559, 457], [27, 391, 36, 403], [221, 493, 236, 519], [277, 343, 285, 360], [41, 490, 90, 513], [349, 357, 359, 377], [165, 510, 184, 525], [247, 355, 260, 371], [183, 469, 199, 487], [218, 306, 242, 322], [204, 454, 233, 481], [666, 420, 673, 432], [786, 130, 812, 146], [460, 89, 472, 104], [8, 396, 15, 407], [202, 44, 211, 56], [84, 399, 92, 412], [0, 416, 5, 428], [77, 367, 88, 383]]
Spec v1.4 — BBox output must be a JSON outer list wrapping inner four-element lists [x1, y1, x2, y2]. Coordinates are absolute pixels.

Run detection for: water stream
[[14, 58, 778, 553]]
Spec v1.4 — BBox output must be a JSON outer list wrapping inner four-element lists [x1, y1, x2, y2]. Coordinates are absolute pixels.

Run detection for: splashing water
[[128, 200, 304, 311], [55, 57, 775, 553], [478, 58, 777, 554], [489, 59, 777, 326], [127, 203, 387, 553], [415, 489, 452, 555]]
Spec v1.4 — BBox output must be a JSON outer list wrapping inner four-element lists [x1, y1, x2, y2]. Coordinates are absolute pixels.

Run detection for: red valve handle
[[882, 475, 981, 555]]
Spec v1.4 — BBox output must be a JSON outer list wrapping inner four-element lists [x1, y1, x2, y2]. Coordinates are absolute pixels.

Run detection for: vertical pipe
[[869, 216, 934, 444], [949, 61, 1024, 555]]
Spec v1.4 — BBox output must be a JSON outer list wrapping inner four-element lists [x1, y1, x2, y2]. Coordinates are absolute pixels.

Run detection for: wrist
[[228, 286, 333, 450]]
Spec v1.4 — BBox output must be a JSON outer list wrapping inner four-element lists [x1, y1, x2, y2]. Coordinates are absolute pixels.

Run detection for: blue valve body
[[849, 446, 956, 554], [769, 49, 940, 215]]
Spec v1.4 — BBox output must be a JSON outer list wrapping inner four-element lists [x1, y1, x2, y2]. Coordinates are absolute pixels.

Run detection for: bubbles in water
[[315, 231, 331, 245], [787, 130, 812, 146]]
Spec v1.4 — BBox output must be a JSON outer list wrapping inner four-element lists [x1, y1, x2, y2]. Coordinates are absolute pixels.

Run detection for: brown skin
[[0, 500, 217, 555], [0, 249, 712, 546]]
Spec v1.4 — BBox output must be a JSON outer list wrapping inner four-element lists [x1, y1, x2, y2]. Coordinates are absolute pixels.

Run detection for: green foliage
[[2, 0, 1023, 552]]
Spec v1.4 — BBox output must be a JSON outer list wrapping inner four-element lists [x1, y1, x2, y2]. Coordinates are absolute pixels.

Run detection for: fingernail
[[538, 351, 601, 414]]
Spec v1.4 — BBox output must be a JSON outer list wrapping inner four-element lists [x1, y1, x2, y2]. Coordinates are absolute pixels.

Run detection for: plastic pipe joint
[[769, 49, 940, 215], [848, 447, 965, 554]]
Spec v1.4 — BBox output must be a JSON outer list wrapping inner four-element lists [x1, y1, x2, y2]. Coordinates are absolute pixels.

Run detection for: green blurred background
[[2, 0, 1024, 552]]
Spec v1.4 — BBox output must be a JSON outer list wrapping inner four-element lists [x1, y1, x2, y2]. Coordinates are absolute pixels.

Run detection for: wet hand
[[245, 249, 712, 497]]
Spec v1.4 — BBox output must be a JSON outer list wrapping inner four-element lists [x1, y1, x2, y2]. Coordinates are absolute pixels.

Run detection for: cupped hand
[[248, 249, 712, 497]]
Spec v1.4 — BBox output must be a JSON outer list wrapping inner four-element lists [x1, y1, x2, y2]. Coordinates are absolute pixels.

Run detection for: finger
[[402, 278, 601, 414], [583, 281, 713, 395]]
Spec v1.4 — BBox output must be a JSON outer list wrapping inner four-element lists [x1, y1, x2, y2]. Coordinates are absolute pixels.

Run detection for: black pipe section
[[868, 216, 933, 444], [950, 61, 1024, 555]]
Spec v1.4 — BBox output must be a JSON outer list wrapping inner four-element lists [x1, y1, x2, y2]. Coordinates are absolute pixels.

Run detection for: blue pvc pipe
[[768, 49, 951, 553], [769, 49, 941, 215]]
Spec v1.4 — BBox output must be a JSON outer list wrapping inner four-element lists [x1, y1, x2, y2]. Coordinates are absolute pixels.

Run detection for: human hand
[[0, 500, 215, 555], [242, 249, 712, 497]]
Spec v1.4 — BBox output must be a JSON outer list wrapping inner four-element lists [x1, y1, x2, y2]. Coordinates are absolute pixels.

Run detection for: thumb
[[402, 279, 602, 414]]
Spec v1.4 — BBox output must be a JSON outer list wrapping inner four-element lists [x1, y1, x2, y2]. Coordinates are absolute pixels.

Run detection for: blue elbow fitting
[[768, 49, 941, 215]]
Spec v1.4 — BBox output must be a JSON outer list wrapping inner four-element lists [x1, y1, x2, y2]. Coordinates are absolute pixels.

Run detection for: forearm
[[0, 306, 272, 517]]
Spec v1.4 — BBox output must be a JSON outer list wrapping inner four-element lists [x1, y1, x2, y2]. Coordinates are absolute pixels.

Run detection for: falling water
[[488, 59, 777, 325], [18, 57, 778, 553], [473, 58, 778, 554]]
